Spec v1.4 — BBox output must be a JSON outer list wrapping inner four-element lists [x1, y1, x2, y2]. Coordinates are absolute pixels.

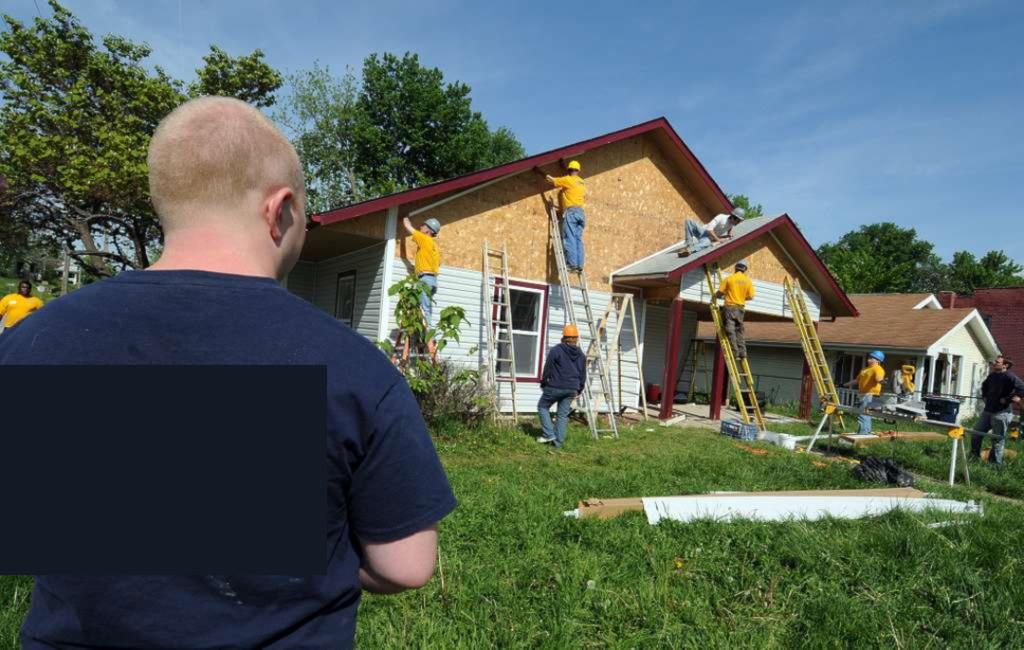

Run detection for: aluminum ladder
[[548, 206, 618, 438], [482, 241, 518, 421], [783, 277, 846, 428], [704, 263, 766, 430]]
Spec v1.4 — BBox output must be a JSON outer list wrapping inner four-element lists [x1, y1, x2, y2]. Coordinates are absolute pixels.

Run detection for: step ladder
[[592, 293, 648, 419], [783, 277, 845, 428], [548, 206, 618, 438], [482, 241, 518, 421], [704, 263, 766, 430]]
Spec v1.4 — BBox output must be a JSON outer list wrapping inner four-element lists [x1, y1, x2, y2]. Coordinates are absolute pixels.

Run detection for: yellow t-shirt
[[857, 365, 885, 395], [0, 293, 44, 328], [718, 272, 755, 307], [411, 230, 441, 275], [552, 175, 585, 209]]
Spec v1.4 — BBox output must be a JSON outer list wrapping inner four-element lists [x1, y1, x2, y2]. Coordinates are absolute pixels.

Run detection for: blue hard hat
[[868, 350, 885, 362], [424, 218, 441, 235]]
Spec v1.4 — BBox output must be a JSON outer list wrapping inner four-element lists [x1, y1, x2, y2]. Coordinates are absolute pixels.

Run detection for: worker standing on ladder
[[716, 260, 755, 360], [537, 324, 587, 449], [403, 216, 442, 326], [845, 350, 886, 434], [540, 160, 586, 271]]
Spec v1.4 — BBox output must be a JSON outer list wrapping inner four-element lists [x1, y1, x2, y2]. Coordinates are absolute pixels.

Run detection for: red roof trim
[[314, 117, 733, 225], [666, 214, 858, 317]]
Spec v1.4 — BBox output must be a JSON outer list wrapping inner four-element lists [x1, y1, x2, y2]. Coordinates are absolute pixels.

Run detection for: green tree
[[945, 250, 1024, 294], [816, 223, 942, 293], [352, 52, 525, 199], [0, 1, 282, 278], [728, 194, 763, 219]]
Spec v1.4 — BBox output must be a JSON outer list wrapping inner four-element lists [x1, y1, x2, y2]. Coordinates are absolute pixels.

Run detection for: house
[[692, 293, 999, 417], [285, 118, 857, 420], [938, 288, 1024, 368]]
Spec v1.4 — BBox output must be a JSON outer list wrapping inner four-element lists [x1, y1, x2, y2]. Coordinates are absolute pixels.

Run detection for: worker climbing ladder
[[548, 206, 618, 438], [482, 241, 519, 420], [783, 277, 846, 428], [591, 293, 648, 420], [704, 263, 766, 430]]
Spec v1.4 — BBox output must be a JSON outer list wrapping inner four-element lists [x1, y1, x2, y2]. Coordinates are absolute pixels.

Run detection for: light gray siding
[[285, 261, 316, 303], [309, 244, 387, 341], [641, 303, 698, 399], [690, 345, 806, 405], [677, 269, 822, 321]]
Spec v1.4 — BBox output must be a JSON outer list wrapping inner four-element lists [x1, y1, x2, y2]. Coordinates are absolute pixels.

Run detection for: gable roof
[[612, 214, 859, 317], [696, 293, 998, 355], [313, 117, 733, 226]]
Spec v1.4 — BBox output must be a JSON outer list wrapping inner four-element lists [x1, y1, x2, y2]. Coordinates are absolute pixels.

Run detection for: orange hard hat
[[563, 324, 580, 337]]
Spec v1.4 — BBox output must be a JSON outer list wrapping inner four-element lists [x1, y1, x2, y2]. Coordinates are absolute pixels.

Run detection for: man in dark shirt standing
[[537, 324, 587, 449], [971, 355, 1024, 465], [0, 97, 456, 648]]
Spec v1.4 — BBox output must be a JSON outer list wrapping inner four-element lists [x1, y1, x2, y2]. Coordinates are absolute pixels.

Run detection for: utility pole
[[61, 246, 70, 295]]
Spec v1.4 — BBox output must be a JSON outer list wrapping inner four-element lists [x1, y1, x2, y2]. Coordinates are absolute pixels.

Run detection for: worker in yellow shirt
[[0, 280, 44, 333], [402, 216, 442, 326], [845, 350, 886, 434], [715, 260, 755, 360], [541, 160, 586, 272]]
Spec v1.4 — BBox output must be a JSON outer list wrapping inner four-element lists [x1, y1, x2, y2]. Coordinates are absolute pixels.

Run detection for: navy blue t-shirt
[[0, 270, 457, 649]]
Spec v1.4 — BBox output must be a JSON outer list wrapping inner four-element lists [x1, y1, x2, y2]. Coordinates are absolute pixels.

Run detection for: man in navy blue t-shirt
[[0, 97, 456, 648]]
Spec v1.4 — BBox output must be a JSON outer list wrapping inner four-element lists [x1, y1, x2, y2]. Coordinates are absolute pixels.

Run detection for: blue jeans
[[538, 386, 576, 448], [684, 220, 712, 251], [562, 207, 585, 269], [971, 408, 1012, 464], [858, 394, 875, 434], [418, 273, 437, 326]]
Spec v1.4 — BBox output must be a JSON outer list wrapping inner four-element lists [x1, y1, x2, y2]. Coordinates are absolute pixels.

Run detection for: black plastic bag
[[852, 457, 915, 487]]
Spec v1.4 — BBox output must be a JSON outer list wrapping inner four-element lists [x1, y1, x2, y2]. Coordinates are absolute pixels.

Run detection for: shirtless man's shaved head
[[147, 96, 306, 281]]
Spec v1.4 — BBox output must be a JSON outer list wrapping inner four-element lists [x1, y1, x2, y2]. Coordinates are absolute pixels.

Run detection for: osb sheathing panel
[[395, 134, 719, 291], [717, 234, 804, 286]]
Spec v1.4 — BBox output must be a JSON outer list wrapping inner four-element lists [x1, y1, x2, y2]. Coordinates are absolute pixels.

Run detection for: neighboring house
[[938, 288, 1024, 369], [285, 117, 857, 419], [692, 293, 999, 417]]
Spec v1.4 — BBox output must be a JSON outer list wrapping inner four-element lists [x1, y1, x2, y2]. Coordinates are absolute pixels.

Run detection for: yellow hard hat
[[563, 323, 580, 337], [567, 160, 581, 171]]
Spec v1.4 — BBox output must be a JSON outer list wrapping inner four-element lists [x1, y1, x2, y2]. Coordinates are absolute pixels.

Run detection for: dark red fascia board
[[314, 117, 733, 226], [666, 214, 858, 317]]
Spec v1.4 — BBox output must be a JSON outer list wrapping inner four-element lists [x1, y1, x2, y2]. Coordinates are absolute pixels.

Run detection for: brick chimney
[[937, 291, 956, 308]]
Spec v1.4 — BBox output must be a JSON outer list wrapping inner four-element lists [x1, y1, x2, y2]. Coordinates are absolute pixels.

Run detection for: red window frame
[[491, 278, 549, 383]]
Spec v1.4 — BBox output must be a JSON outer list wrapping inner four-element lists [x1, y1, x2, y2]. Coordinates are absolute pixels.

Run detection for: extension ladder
[[783, 277, 845, 428], [704, 263, 766, 430], [548, 206, 618, 438], [482, 241, 519, 421]]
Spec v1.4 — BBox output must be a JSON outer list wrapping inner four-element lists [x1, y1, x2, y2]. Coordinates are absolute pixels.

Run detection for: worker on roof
[[537, 323, 587, 449], [539, 160, 586, 272], [0, 280, 44, 333], [715, 260, 755, 360], [971, 355, 1024, 466], [681, 207, 745, 255], [845, 350, 886, 434], [402, 216, 442, 327]]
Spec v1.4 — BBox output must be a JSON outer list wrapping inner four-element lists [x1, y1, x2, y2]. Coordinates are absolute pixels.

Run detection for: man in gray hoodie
[[537, 324, 587, 449]]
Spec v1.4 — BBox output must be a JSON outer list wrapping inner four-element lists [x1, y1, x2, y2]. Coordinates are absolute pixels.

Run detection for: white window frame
[[334, 271, 357, 328], [495, 282, 547, 381]]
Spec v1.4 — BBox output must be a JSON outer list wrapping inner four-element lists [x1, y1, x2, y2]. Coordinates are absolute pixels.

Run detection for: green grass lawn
[[3, 421, 1024, 648]]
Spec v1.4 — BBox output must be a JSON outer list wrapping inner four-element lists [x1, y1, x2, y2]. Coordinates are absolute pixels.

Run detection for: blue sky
[[6, 0, 1022, 260]]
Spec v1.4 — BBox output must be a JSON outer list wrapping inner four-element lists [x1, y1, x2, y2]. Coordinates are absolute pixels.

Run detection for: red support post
[[797, 321, 819, 420], [658, 298, 685, 420], [709, 338, 725, 420]]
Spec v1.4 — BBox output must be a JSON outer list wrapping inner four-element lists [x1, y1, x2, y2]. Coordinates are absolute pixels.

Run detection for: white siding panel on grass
[[286, 261, 316, 303], [387, 260, 643, 414], [312, 243, 386, 341], [677, 269, 822, 321]]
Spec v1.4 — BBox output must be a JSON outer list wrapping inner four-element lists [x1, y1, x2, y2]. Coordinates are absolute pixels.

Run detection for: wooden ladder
[[548, 206, 618, 439], [783, 277, 845, 428], [592, 293, 648, 420], [482, 241, 518, 421], [704, 263, 766, 430]]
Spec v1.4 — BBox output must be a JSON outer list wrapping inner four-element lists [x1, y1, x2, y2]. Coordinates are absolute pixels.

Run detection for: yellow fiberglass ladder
[[704, 263, 766, 430], [482, 241, 519, 421], [548, 205, 618, 439], [783, 277, 845, 428]]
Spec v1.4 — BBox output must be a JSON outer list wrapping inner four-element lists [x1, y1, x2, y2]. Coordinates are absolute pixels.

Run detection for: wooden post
[[658, 298, 685, 420], [710, 338, 725, 420]]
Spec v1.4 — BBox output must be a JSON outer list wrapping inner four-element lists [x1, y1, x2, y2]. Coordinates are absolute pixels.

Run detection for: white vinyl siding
[[309, 243, 386, 340], [285, 261, 316, 303], [677, 269, 822, 321]]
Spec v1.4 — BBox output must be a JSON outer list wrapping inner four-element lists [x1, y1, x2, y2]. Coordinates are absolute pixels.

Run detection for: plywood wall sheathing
[[395, 134, 719, 291]]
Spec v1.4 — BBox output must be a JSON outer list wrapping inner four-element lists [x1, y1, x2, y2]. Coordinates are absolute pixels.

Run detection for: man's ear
[[264, 187, 295, 242]]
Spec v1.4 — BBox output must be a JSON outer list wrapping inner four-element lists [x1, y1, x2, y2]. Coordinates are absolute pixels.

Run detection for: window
[[494, 282, 547, 380], [334, 271, 357, 327]]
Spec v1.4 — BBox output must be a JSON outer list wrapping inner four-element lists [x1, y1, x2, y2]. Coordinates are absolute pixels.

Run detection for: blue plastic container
[[720, 418, 759, 441]]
